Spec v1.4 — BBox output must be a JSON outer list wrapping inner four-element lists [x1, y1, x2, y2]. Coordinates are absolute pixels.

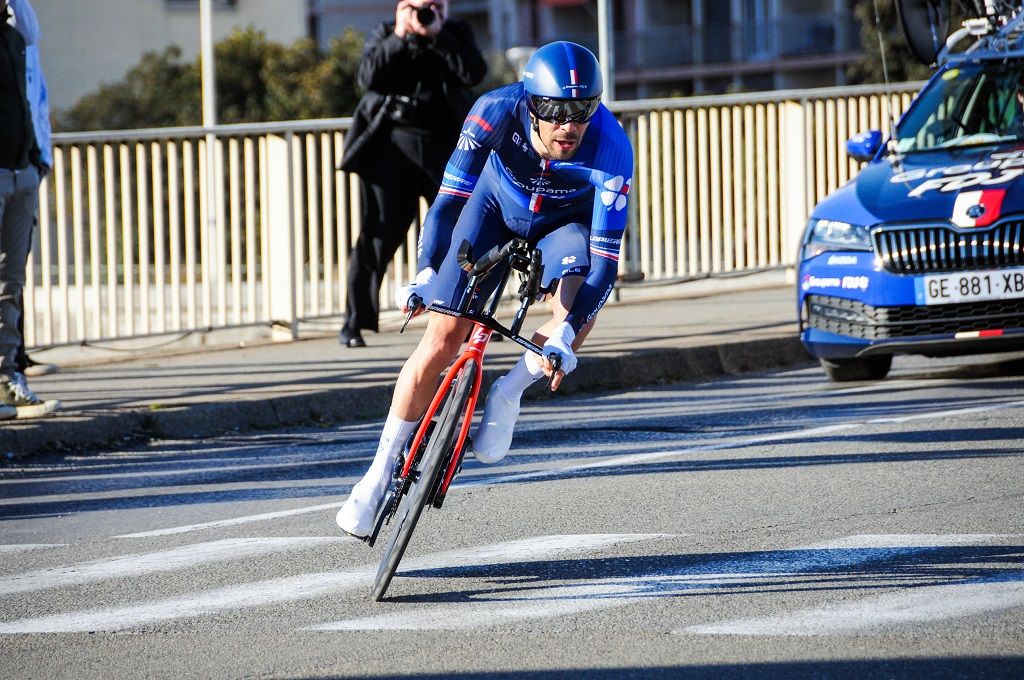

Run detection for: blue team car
[[797, 15, 1024, 381]]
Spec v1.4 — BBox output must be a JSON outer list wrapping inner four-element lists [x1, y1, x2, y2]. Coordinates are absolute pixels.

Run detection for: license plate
[[916, 266, 1024, 305]]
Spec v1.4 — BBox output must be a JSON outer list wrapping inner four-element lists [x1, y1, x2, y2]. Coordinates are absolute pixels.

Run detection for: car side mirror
[[846, 130, 883, 163]]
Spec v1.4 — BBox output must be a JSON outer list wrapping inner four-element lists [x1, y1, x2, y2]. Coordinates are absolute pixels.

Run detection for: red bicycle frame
[[399, 323, 491, 497]]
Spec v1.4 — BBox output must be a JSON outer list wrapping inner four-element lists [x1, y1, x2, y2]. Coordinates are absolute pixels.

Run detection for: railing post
[[266, 133, 297, 340], [779, 99, 810, 280]]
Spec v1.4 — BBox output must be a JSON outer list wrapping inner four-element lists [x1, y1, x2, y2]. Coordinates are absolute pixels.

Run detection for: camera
[[415, 5, 436, 26], [386, 94, 420, 124]]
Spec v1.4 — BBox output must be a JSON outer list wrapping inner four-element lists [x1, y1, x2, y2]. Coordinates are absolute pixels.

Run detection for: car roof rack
[[940, 4, 1024, 64]]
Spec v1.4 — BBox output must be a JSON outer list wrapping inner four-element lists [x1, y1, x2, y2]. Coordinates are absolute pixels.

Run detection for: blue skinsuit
[[418, 82, 634, 333]]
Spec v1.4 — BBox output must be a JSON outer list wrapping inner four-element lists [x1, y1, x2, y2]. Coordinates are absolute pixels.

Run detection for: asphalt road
[[2, 354, 1024, 679]]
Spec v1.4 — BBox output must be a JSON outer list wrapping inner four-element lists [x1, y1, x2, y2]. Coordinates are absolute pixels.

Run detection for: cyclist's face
[[532, 118, 589, 160]]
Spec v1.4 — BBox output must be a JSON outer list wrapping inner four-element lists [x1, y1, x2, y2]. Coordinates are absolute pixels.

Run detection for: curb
[[0, 336, 813, 457]]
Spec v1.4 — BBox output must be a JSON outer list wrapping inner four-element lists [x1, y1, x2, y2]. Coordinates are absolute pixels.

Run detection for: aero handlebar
[[457, 238, 529, 278]]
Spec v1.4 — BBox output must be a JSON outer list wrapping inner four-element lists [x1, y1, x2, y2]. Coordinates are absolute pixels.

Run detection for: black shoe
[[339, 327, 366, 348], [23, 357, 58, 377]]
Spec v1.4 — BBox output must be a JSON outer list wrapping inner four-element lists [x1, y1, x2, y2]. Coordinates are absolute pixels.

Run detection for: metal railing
[[27, 81, 922, 350]]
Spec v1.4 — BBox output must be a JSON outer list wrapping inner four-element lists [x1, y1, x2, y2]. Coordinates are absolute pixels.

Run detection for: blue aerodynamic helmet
[[523, 41, 603, 125]]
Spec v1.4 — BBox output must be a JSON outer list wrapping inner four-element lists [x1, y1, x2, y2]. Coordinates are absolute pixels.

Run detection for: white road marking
[[0, 544, 63, 554], [809, 534, 1021, 549], [114, 501, 346, 538], [309, 534, 1020, 631], [0, 449, 374, 487], [0, 570, 373, 634], [111, 398, 1024, 539], [0, 534, 664, 633], [466, 398, 1024, 487], [685, 573, 1024, 636], [311, 582, 633, 631], [0, 537, 349, 597]]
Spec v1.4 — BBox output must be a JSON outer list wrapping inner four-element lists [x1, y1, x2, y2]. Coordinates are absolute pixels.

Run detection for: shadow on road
[[300, 656, 1023, 679]]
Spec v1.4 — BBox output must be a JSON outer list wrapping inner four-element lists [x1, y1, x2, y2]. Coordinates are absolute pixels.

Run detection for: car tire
[[820, 355, 893, 382]]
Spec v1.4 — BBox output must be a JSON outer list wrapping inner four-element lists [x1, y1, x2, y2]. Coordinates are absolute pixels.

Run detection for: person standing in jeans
[[12, 0, 56, 379], [0, 0, 58, 419], [338, 0, 485, 347]]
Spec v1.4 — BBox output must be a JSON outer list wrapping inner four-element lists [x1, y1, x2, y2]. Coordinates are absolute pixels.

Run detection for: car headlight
[[802, 218, 872, 259]]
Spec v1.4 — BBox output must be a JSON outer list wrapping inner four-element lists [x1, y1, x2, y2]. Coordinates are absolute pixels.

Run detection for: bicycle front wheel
[[371, 358, 477, 601]]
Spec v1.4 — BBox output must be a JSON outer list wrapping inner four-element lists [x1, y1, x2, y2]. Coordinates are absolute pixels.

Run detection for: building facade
[[312, 0, 862, 99], [37, 0, 861, 114]]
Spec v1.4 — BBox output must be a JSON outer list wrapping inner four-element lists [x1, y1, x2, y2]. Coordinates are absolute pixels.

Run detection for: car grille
[[873, 221, 1024, 274], [806, 294, 1024, 340]]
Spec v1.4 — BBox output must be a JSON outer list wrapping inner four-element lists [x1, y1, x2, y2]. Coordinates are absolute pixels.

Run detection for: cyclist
[[337, 41, 633, 538]]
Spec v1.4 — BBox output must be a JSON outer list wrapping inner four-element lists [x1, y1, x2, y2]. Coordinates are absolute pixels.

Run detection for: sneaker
[[0, 405, 15, 421], [472, 378, 521, 464], [0, 373, 61, 419], [336, 457, 395, 538]]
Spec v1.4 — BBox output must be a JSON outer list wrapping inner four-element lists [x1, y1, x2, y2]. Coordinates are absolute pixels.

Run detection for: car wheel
[[820, 355, 893, 382]]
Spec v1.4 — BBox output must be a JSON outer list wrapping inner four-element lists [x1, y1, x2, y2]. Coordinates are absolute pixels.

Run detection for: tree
[[474, 50, 517, 97], [848, 0, 966, 85], [58, 27, 366, 131], [61, 45, 201, 131], [214, 27, 275, 124], [308, 28, 365, 119]]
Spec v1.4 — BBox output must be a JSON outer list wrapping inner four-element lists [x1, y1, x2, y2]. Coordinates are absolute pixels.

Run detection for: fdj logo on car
[[895, 151, 1024, 197]]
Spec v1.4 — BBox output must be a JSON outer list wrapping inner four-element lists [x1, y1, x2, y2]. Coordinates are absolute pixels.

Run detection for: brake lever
[[545, 352, 562, 392], [400, 294, 423, 334]]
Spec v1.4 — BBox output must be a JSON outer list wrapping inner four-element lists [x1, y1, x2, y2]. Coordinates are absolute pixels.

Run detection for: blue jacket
[[10, 0, 49, 170]]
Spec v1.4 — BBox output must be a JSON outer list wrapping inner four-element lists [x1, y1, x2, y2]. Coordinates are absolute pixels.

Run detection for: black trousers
[[343, 127, 448, 333], [14, 290, 26, 371]]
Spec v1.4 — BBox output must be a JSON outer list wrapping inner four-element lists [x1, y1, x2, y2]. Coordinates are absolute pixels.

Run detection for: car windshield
[[895, 62, 1024, 153]]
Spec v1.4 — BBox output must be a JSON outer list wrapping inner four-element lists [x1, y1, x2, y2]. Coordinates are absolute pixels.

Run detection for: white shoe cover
[[472, 378, 521, 464], [336, 458, 395, 538]]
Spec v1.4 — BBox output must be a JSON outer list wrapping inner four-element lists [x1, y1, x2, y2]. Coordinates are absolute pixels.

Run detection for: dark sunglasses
[[527, 95, 601, 125]]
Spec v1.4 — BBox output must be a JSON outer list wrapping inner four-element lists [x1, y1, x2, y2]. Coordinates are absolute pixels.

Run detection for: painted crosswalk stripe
[[310, 582, 634, 631], [0, 537, 349, 597], [114, 501, 346, 539], [684, 572, 1024, 635], [459, 398, 1024, 488], [808, 534, 1019, 549], [107, 398, 1024, 540], [308, 534, 1020, 631], [682, 533, 1024, 635], [0, 534, 664, 633]]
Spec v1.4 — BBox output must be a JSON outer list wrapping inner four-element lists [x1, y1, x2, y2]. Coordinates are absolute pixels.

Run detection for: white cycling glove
[[542, 321, 578, 374], [395, 267, 436, 310]]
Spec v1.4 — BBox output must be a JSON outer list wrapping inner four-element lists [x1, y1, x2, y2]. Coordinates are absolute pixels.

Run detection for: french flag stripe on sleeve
[[590, 245, 619, 262], [440, 186, 472, 199]]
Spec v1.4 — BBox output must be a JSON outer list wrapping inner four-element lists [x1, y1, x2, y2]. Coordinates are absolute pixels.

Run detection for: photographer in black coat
[[338, 0, 486, 347]]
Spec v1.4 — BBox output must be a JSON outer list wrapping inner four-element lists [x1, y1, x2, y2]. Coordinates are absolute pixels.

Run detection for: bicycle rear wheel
[[371, 358, 477, 601]]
